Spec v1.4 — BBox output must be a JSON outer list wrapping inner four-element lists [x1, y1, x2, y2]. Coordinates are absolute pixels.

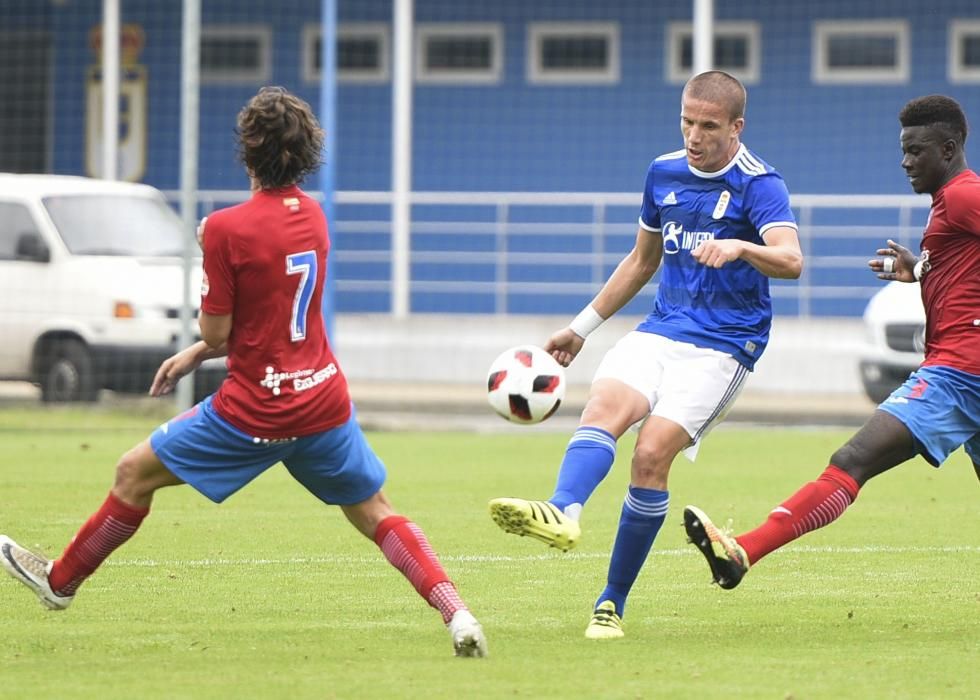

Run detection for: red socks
[[374, 515, 466, 623], [48, 491, 149, 596], [737, 465, 860, 566]]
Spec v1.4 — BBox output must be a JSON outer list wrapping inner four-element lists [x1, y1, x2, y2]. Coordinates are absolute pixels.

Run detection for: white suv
[[858, 280, 925, 403], [0, 174, 224, 402]]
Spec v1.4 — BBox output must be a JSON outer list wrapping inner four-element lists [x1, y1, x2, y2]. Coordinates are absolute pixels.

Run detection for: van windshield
[[42, 194, 187, 257]]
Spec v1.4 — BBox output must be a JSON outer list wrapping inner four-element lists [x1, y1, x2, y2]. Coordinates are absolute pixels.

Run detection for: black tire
[[38, 338, 98, 402]]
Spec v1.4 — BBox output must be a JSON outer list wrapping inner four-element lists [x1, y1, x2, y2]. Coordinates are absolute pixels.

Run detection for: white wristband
[[569, 305, 605, 339], [913, 259, 925, 281]]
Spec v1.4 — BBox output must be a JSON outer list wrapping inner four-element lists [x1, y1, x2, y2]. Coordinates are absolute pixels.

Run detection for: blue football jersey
[[637, 144, 796, 369]]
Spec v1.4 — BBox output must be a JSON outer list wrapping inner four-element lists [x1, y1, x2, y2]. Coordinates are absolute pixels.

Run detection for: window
[[302, 23, 389, 84], [0, 202, 39, 260], [43, 194, 184, 257], [416, 23, 502, 84], [813, 20, 909, 84], [201, 25, 271, 84], [528, 22, 620, 84], [949, 20, 980, 83], [666, 22, 760, 84]]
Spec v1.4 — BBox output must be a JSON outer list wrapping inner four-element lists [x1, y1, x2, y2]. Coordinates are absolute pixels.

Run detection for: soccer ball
[[486, 345, 566, 424]]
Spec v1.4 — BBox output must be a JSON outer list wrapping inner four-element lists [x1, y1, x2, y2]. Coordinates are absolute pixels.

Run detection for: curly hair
[[899, 94, 969, 147], [236, 86, 324, 189]]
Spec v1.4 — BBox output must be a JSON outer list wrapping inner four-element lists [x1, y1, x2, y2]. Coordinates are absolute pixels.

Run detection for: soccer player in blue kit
[[489, 71, 803, 639]]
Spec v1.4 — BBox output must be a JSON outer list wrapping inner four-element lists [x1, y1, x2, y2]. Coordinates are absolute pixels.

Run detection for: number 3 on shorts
[[286, 251, 317, 342]]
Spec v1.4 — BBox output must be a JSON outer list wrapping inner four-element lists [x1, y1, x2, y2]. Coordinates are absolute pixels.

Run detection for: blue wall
[[8, 0, 975, 195], [0, 1, 972, 316]]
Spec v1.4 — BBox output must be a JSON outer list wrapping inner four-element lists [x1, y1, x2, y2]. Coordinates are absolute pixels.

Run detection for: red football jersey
[[918, 169, 980, 375], [200, 185, 351, 438]]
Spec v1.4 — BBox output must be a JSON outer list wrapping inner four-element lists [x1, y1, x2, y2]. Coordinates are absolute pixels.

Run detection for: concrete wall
[[335, 313, 869, 394]]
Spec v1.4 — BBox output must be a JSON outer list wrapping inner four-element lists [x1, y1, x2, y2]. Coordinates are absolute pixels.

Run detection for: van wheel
[[39, 339, 98, 402]]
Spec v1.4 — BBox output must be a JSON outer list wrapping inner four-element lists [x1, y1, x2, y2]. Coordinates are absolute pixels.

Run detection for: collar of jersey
[[687, 143, 745, 180]]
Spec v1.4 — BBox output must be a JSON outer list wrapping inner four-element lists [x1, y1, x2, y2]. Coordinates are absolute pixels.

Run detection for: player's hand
[[545, 327, 585, 367], [868, 239, 917, 283], [149, 346, 202, 396], [691, 239, 744, 268]]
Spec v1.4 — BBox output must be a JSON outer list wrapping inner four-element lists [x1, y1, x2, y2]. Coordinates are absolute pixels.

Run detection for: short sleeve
[[743, 174, 797, 238], [638, 161, 661, 232], [200, 215, 235, 315], [943, 183, 980, 238]]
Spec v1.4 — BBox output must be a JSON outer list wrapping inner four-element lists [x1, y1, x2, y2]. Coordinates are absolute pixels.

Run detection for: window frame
[[665, 21, 760, 85], [949, 19, 980, 83], [415, 23, 503, 85], [200, 24, 272, 85], [302, 22, 390, 84], [526, 22, 620, 85], [812, 19, 909, 85]]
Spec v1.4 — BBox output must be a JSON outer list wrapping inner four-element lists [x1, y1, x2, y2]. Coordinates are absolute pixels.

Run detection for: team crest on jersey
[[712, 191, 731, 219], [662, 221, 715, 255]]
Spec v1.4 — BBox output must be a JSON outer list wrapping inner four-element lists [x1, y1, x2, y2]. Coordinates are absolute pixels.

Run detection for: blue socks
[[595, 485, 669, 617], [549, 427, 617, 514], [548, 428, 668, 618]]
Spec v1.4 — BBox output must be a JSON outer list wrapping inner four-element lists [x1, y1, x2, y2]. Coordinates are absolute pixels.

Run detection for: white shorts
[[592, 331, 750, 461]]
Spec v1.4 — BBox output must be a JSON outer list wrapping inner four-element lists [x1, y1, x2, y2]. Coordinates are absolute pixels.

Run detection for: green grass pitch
[[0, 407, 977, 699]]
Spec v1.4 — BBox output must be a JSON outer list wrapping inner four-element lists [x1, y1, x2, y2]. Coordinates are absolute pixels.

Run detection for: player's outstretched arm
[[149, 340, 227, 396], [592, 226, 663, 315], [868, 239, 918, 283], [548, 226, 662, 366]]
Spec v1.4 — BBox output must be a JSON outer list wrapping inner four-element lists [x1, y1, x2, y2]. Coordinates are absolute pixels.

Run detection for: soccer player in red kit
[[683, 94, 980, 589], [0, 87, 487, 658]]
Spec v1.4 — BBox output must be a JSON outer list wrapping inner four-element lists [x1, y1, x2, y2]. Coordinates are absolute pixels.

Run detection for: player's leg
[[342, 491, 486, 657], [1, 439, 178, 610], [1, 396, 283, 610], [488, 378, 646, 551], [489, 333, 654, 550], [583, 339, 747, 637], [691, 366, 980, 587], [685, 410, 914, 589], [585, 416, 684, 640], [549, 378, 649, 515], [286, 415, 486, 657]]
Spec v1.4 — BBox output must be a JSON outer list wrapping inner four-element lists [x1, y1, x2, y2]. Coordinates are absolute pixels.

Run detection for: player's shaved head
[[683, 71, 746, 122]]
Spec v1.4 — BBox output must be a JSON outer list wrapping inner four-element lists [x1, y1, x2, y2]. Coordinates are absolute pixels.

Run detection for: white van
[[0, 174, 224, 402], [858, 280, 925, 403]]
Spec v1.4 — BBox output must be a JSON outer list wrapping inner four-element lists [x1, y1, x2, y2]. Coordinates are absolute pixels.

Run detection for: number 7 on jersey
[[286, 251, 317, 342]]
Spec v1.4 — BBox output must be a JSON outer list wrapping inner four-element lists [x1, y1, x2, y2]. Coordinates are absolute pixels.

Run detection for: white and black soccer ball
[[486, 345, 566, 424]]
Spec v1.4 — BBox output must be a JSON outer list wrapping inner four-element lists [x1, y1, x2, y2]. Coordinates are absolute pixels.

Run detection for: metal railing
[[169, 190, 931, 318]]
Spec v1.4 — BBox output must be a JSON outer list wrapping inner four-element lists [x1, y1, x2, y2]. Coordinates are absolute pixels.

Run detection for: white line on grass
[[107, 545, 980, 568]]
